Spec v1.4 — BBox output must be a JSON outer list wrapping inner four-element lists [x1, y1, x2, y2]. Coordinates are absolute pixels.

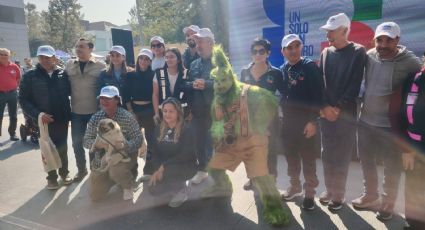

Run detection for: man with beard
[[352, 22, 422, 221], [182, 25, 200, 69]]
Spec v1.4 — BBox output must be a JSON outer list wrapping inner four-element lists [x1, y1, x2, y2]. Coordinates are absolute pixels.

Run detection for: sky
[[24, 0, 135, 26]]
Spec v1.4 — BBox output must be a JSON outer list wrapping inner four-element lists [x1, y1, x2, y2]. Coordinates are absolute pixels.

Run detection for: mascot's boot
[[252, 175, 291, 227], [201, 169, 233, 198]]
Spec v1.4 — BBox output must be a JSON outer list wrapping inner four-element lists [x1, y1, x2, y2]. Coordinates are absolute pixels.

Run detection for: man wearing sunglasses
[[280, 34, 324, 211]]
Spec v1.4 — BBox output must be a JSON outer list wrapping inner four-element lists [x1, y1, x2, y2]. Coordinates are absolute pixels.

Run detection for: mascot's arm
[[210, 100, 226, 142], [248, 87, 278, 135]]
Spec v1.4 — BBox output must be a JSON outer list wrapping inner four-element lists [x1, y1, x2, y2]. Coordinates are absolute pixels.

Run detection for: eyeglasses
[[151, 43, 163, 49], [251, 48, 266, 55], [0, 53, 9, 56]]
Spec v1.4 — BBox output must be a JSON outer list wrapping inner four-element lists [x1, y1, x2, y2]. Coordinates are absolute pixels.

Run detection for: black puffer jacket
[[19, 64, 71, 122]]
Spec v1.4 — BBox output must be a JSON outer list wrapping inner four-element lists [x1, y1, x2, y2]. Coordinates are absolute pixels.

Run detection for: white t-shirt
[[154, 71, 178, 95], [151, 57, 165, 71]]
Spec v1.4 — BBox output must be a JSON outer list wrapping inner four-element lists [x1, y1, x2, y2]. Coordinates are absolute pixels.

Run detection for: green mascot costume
[[202, 45, 290, 226]]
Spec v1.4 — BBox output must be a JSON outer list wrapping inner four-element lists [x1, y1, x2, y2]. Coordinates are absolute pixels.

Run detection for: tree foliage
[[43, 0, 84, 52], [24, 3, 47, 57], [128, 0, 203, 45]]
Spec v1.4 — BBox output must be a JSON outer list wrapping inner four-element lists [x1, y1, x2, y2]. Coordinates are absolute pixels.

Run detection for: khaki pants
[[208, 135, 269, 178], [88, 157, 135, 201]]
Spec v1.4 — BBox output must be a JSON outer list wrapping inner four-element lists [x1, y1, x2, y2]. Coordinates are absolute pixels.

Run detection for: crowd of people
[[0, 12, 424, 229]]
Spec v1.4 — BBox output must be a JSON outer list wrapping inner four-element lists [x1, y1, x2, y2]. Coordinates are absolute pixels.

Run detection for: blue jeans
[[321, 117, 357, 202], [358, 120, 401, 207], [71, 113, 93, 172]]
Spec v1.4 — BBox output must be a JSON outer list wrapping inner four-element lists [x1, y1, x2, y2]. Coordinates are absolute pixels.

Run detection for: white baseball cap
[[109, 45, 126, 56], [193, 28, 215, 41], [281, 34, 302, 48], [150, 36, 165, 44], [374, 22, 401, 39], [320, 13, 351, 30], [98, 85, 122, 103], [183, 25, 200, 34], [37, 45, 55, 57], [138, 48, 153, 60]]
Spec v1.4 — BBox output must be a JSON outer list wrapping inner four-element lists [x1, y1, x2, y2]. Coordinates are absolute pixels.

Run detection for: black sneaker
[[302, 197, 315, 211], [10, 135, 19, 141], [47, 180, 60, 190], [376, 203, 394, 221], [73, 170, 88, 182], [281, 186, 303, 201], [328, 200, 343, 211]]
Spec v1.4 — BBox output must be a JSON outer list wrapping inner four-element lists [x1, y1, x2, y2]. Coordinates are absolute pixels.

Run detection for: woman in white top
[[150, 36, 166, 71], [152, 48, 189, 121]]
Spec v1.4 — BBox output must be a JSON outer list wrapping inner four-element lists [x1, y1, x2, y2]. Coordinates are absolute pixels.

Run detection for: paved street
[[1, 114, 406, 229]]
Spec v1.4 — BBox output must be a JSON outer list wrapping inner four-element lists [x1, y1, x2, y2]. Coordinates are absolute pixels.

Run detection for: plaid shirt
[[83, 107, 142, 155]]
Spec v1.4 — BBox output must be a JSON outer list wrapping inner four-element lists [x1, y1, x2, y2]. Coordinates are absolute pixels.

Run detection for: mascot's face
[[213, 69, 234, 95]]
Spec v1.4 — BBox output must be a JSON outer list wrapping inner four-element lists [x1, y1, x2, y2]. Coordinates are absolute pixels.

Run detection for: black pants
[[46, 121, 69, 181], [149, 164, 196, 195], [0, 90, 18, 137], [283, 131, 318, 197], [132, 103, 155, 177], [192, 116, 212, 171], [321, 116, 357, 202]]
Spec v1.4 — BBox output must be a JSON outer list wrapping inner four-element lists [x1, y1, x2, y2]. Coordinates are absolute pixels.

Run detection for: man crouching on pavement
[[83, 86, 142, 201]]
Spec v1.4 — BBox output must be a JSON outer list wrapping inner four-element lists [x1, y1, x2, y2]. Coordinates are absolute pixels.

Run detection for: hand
[[153, 114, 161, 125], [41, 113, 54, 124], [193, 79, 205, 90], [303, 122, 317, 138], [149, 165, 164, 186], [320, 106, 340, 122], [402, 152, 415, 170]]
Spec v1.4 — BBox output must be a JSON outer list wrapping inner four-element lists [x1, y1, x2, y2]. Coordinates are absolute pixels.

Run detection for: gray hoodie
[[360, 45, 422, 127]]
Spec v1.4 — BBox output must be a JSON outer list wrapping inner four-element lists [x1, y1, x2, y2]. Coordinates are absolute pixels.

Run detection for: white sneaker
[[138, 174, 152, 182], [123, 189, 133, 201], [169, 188, 188, 208], [190, 171, 208, 184]]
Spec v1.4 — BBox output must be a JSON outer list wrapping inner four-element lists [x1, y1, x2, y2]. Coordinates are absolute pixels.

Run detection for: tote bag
[[38, 113, 62, 172]]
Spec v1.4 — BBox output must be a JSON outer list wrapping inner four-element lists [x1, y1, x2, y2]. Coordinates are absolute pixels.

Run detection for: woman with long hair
[[122, 48, 156, 180], [152, 48, 189, 120], [149, 97, 197, 208], [97, 46, 132, 94]]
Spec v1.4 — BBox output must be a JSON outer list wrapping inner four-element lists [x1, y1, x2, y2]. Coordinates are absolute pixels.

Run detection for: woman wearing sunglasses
[[240, 38, 285, 190], [149, 98, 197, 208], [150, 36, 166, 71]]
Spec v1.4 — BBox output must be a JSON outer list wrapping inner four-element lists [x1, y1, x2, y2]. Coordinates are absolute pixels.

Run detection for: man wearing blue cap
[[83, 85, 142, 201], [19, 45, 73, 189]]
